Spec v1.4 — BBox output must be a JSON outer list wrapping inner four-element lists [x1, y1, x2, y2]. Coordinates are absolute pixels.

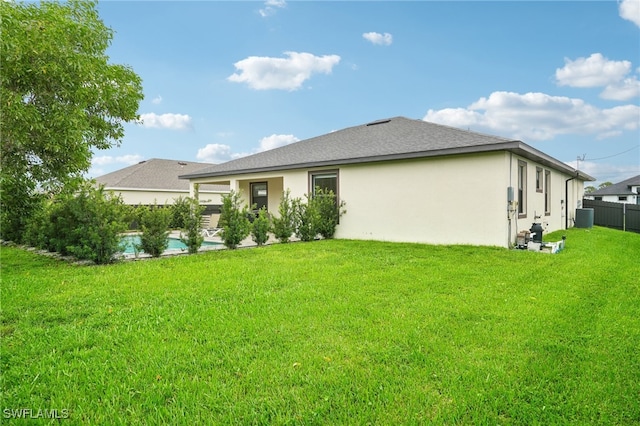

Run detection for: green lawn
[[1, 227, 639, 425]]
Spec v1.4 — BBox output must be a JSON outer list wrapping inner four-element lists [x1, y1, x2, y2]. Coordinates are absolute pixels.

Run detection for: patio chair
[[201, 214, 222, 238]]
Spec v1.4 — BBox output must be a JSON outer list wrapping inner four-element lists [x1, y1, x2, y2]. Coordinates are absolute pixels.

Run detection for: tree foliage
[[293, 195, 319, 242], [137, 204, 171, 258], [598, 182, 613, 189], [23, 183, 129, 264], [0, 0, 143, 239], [179, 197, 206, 254], [219, 191, 250, 249], [272, 189, 295, 243], [268, 188, 349, 243], [251, 207, 271, 246]]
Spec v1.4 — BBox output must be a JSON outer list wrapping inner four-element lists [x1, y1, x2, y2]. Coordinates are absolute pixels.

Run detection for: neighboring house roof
[[95, 158, 228, 192], [588, 174, 640, 196], [180, 117, 594, 181]]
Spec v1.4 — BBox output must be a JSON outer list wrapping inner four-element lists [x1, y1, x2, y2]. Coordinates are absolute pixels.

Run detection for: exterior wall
[[193, 171, 313, 212], [336, 153, 509, 246], [106, 188, 225, 206], [187, 151, 587, 247], [506, 155, 583, 241], [238, 176, 286, 212]]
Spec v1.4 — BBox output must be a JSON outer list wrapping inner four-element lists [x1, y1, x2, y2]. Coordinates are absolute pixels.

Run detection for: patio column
[[189, 182, 198, 198]]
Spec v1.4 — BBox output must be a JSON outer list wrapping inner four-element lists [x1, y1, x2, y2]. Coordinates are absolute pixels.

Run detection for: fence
[[582, 199, 640, 233]]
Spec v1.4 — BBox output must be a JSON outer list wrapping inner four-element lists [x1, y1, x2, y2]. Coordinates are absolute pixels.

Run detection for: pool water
[[120, 235, 220, 254]]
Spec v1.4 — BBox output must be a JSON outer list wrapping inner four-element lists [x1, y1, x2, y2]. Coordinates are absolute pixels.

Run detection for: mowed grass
[[1, 227, 639, 425]]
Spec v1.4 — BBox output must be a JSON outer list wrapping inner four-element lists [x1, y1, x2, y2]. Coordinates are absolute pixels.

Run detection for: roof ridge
[[98, 160, 147, 187]]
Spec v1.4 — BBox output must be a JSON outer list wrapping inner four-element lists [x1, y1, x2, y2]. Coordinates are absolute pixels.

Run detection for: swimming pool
[[120, 235, 221, 254]]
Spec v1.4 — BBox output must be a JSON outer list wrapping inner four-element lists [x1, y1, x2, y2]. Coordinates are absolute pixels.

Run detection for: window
[[536, 167, 543, 193], [619, 196, 628, 201], [518, 161, 527, 217], [250, 182, 268, 211], [595, 196, 603, 201], [544, 169, 551, 215], [310, 171, 338, 196]]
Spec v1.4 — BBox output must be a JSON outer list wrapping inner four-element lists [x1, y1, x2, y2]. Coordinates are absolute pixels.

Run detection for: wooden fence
[[582, 199, 640, 233]]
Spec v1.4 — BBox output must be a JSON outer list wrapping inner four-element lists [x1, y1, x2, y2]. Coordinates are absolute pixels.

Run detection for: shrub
[[293, 195, 319, 242], [219, 190, 251, 249], [251, 207, 271, 246], [179, 197, 205, 254], [169, 196, 191, 229], [32, 183, 129, 263], [138, 203, 171, 257], [23, 196, 53, 250], [272, 189, 295, 243], [312, 187, 346, 239], [0, 175, 47, 244]]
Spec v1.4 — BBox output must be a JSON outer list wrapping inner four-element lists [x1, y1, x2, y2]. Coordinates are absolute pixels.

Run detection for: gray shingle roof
[[180, 117, 593, 181], [589, 174, 640, 196], [95, 158, 228, 192]]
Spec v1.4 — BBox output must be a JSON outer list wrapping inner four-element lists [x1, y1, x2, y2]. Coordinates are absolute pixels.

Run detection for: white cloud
[[258, 134, 299, 151], [151, 95, 163, 105], [555, 53, 631, 88], [423, 91, 640, 141], [259, 0, 286, 17], [600, 77, 640, 100], [92, 154, 144, 167], [228, 51, 341, 91], [139, 113, 192, 130], [565, 160, 640, 186], [196, 134, 299, 164], [362, 32, 393, 46], [196, 143, 233, 163], [88, 154, 144, 177], [620, 0, 640, 27], [555, 53, 640, 101]]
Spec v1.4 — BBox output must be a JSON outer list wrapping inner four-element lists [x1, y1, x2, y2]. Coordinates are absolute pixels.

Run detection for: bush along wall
[[23, 183, 130, 264], [279, 187, 346, 242], [272, 189, 295, 243], [251, 207, 271, 246], [219, 190, 251, 249]]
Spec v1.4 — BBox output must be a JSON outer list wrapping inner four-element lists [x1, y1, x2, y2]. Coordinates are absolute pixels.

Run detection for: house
[[180, 117, 594, 248], [584, 175, 640, 205], [95, 158, 229, 212]]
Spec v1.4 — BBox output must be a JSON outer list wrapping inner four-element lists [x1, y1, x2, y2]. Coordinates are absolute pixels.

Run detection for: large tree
[[0, 0, 143, 240]]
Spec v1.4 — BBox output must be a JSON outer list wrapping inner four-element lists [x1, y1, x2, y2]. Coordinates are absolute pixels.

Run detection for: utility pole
[[576, 154, 586, 172]]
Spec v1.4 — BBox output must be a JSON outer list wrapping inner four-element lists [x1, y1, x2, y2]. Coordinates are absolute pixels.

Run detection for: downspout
[[508, 152, 513, 247], [565, 173, 578, 230]]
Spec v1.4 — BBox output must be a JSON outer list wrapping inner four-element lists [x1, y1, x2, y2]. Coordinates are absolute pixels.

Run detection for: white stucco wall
[[506, 155, 584, 239], [336, 153, 509, 246], [188, 151, 587, 247], [106, 188, 225, 206]]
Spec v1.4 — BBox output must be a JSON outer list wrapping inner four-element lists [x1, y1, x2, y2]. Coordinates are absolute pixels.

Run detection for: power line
[[585, 145, 640, 161]]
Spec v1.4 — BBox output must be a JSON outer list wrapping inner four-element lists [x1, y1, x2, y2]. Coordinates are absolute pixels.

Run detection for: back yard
[[1, 227, 638, 424]]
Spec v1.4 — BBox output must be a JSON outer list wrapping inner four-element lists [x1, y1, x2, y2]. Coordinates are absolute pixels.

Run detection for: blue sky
[[90, 0, 640, 186]]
